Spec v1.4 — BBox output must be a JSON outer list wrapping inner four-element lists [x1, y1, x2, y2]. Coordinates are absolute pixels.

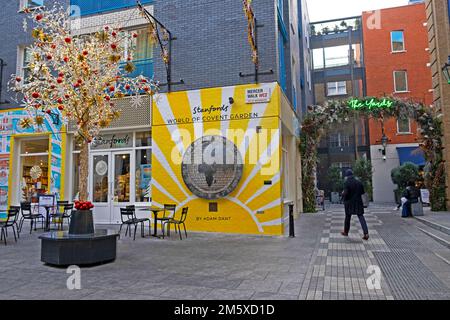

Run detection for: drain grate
[[373, 251, 450, 300]]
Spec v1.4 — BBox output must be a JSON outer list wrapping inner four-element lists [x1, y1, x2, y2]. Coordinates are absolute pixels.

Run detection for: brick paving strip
[[299, 205, 450, 300]]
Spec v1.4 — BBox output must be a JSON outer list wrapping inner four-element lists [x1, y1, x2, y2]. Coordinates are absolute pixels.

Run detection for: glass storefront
[[20, 138, 49, 203]]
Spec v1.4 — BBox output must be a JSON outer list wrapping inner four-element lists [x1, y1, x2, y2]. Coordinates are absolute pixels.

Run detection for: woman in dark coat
[[341, 169, 369, 240]]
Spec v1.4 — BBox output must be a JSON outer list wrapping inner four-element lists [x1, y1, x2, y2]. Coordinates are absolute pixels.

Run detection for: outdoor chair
[[119, 207, 150, 241], [160, 204, 176, 231], [0, 208, 20, 245], [50, 203, 73, 230], [162, 207, 188, 240], [18, 202, 44, 234]]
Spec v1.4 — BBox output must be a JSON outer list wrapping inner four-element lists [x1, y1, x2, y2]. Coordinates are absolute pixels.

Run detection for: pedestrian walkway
[[299, 204, 450, 300], [0, 204, 449, 300]]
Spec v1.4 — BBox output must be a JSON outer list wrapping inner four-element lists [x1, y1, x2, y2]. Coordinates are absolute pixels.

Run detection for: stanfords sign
[[347, 98, 394, 110]]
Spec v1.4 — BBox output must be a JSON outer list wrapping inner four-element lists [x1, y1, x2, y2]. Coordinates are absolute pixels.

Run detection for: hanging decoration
[[243, 0, 258, 65], [8, 4, 158, 201], [301, 97, 446, 213]]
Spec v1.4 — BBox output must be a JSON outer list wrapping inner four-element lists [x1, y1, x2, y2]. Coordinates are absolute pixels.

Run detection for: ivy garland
[[300, 97, 447, 213]]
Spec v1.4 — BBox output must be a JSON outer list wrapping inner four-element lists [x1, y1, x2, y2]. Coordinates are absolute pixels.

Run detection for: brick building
[[362, 3, 433, 203]]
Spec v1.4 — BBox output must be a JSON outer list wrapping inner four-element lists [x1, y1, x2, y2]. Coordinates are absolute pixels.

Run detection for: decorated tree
[[9, 4, 158, 202]]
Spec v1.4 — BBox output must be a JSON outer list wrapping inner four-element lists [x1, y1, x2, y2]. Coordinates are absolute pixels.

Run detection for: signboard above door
[[91, 133, 133, 150]]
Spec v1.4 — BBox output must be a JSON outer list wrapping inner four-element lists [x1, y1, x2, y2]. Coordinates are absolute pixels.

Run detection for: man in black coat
[[341, 169, 369, 241]]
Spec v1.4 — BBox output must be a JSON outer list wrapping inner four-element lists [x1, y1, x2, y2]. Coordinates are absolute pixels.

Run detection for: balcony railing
[[71, 0, 153, 16], [120, 58, 154, 79]]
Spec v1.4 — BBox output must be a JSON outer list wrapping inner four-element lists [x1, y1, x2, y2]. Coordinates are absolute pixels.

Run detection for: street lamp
[[443, 55, 450, 84]]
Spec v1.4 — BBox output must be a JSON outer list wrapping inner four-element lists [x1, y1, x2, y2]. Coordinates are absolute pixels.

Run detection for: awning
[[397, 147, 426, 166]]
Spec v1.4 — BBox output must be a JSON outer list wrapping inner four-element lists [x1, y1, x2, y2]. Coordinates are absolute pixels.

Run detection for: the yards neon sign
[[347, 98, 394, 110]]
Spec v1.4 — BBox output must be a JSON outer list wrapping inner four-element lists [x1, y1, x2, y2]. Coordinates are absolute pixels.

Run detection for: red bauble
[[112, 32, 117, 37], [82, 50, 88, 56], [63, 57, 69, 63], [58, 72, 64, 77], [32, 92, 40, 99], [46, 110, 51, 114], [65, 94, 70, 99], [64, 37, 71, 43], [110, 43, 117, 50], [57, 77, 63, 84], [35, 14, 43, 21], [58, 105, 64, 111], [46, 55, 52, 60], [51, 44, 56, 49], [15, 77, 22, 82], [77, 79, 83, 84], [105, 96, 111, 101], [143, 87, 150, 92], [57, 98, 63, 104], [109, 86, 115, 92], [132, 33, 138, 38], [125, 84, 131, 90]]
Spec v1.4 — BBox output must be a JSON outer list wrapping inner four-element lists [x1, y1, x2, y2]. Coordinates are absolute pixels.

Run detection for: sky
[[306, 0, 411, 22]]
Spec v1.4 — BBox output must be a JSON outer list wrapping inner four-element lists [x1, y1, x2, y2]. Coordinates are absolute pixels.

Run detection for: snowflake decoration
[[130, 94, 144, 109]]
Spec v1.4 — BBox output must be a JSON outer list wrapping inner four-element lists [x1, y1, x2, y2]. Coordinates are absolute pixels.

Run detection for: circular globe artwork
[[182, 136, 243, 200]]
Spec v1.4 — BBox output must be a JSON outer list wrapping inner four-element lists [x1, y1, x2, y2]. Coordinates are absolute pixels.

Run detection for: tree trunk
[[79, 141, 89, 201]]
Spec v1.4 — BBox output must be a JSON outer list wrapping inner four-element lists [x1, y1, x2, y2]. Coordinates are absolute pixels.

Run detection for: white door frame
[[89, 149, 135, 225]]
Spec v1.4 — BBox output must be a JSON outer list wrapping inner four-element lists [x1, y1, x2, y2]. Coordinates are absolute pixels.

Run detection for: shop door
[[90, 151, 133, 224]]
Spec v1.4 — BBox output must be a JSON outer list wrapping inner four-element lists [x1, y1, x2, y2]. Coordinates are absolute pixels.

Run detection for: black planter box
[[40, 209, 118, 267], [69, 210, 94, 235]]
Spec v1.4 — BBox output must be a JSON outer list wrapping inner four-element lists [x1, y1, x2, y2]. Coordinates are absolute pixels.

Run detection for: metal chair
[[163, 207, 188, 240], [0, 208, 20, 245], [50, 203, 73, 230], [18, 202, 44, 234], [160, 204, 176, 231], [119, 207, 150, 240]]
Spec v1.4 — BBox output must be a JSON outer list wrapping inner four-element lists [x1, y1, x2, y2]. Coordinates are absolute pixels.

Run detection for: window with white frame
[[329, 132, 351, 148], [18, 46, 32, 84], [20, 0, 44, 10], [327, 81, 347, 96], [391, 31, 405, 52], [397, 118, 411, 134], [394, 71, 408, 92]]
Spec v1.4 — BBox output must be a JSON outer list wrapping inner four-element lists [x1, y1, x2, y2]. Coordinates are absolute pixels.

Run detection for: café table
[[41, 204, 56, 232], [139, 206, 165, 238]]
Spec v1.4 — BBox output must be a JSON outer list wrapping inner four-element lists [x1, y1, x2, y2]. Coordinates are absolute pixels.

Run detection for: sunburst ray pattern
[[151, 82, 284, 235]]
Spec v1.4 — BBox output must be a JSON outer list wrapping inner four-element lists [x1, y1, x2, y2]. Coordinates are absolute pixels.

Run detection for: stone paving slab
[[0, 204, 449, 300]]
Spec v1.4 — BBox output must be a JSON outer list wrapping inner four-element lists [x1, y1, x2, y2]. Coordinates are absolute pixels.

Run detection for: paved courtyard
[[0, 204, 449, 300]]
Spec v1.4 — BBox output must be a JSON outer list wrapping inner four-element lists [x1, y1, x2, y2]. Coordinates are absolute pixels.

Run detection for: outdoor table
[[41, 205, 55, 232], [139, 206, 165, 238]]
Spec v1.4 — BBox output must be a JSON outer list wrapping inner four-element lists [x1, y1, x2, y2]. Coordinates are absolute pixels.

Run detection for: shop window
[[391, 31, 405, 52], [20, 139, 49, 202], [114, 154, 131, 203], [397, 118, 411, 134], [135, 149, 152, 203], [136, 131, 152, 147], [92, 155, 109, 203], [394, 71, 408, 92]]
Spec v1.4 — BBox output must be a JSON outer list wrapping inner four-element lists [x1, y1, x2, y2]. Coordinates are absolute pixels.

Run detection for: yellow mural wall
[[152, 82, 284, 235]]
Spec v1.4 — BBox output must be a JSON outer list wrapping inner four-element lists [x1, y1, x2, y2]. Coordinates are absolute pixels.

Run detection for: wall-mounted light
[[229, 97, 235, 105], [381, 134, 389, 161], [442, 55, 450, 84]]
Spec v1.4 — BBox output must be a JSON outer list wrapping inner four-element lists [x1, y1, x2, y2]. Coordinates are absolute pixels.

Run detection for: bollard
[[289, 204, 295, 238]]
